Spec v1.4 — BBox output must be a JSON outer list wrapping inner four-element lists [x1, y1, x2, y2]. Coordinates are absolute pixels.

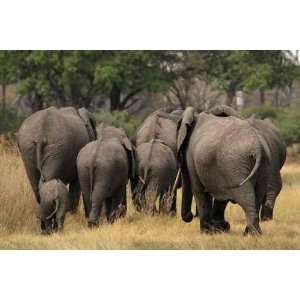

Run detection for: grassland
[[1, 142, 300, 250]]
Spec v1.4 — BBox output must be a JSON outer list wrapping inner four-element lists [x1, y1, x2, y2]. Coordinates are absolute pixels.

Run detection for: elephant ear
[[78, 108, 97, 141], [177, 107, 195, 158], [121, 136, 136, 181]]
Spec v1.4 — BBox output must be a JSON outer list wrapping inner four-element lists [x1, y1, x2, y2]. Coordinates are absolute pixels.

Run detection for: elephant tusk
[[138, 176, 146, 185], [170, 167, 181, 198]]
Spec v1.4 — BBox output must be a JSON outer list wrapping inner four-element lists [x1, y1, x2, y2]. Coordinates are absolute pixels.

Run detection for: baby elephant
[[77, 124, 135, 227], [39, 179, 70, 234]]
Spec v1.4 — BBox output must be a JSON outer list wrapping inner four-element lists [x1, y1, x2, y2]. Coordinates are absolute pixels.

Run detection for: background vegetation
[[1, 50, 300, 143]]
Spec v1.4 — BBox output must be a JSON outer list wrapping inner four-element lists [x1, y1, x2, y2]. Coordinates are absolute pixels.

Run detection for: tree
[[0, 51, 17, 111], [15, 51, 177, 112], [94, 51, 176, 111], [16, 51, 103, 110], [202, 50, 300, 106]]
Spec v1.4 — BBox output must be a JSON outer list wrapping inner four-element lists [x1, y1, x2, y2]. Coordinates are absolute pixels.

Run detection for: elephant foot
[[260, 206, 273, 222], [211, 220, 231, 233], [200, 221, 217, 234], [88, 221, 99, 228], [243, 225, 262, 236], [182, 212, 194, 223]]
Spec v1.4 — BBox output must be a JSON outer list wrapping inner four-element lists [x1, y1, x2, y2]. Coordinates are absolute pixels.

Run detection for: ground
[[1, 143, 300, 250]]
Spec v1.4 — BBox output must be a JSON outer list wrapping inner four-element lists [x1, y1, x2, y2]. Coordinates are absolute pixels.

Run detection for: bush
[[242, 103, 279, 119], [0, 108, 25, 135], [242, 103, 300, 145], [95, 110, 142, 138]]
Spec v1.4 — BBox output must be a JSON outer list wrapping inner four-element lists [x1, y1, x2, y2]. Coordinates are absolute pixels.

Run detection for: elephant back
[[135, 110, 177, 155]]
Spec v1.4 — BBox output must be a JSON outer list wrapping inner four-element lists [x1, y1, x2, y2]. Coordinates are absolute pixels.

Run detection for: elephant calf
[[77, 124, 135, 227], [135, 140, 178, 215], [132, 108, 182, 215], [39, 179, 70, 234]]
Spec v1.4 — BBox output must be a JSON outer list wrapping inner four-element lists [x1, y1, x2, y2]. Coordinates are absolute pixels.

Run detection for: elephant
[[17, 106, 97, 234], [131, 108, 182, 215], [39, 179, 70, 234], [209, 105, 286, 222], [77, 124, 135, 227], [177, 106, 272, 235], [248, 117, 286, 220]]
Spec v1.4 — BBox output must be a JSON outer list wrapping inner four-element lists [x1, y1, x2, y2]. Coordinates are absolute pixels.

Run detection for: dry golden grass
[[1, 143, 300, 250]]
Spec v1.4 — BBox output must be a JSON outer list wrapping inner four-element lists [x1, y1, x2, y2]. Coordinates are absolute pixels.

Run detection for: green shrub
[[0, 109, 25, 135], [242, 103, 279, 119], [95, 110, 142, 138], [242, 103, 300, 145]]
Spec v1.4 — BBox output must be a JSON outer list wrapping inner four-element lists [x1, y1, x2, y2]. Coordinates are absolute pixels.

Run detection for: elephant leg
[[131, 176, 141, 211], [69, 180, 81, 214], [109, 186, 127, 223], [170, 192, 177, 217], [21, 155, 41, 203], [194, 190, 214, 233], [78, 167, 91, 218], [159, 191, 176, 216], [211, 200, 230, 233], [88, 185, 105, 227], [144, 184, 158, 215], [261, 174, 282, 221], [237, 187, 262, 236]]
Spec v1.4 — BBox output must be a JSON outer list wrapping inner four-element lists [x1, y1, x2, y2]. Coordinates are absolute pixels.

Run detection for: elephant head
[[176, 107, 196, 223], [39, 179, 70, 234], [78, 108, 97, 141]]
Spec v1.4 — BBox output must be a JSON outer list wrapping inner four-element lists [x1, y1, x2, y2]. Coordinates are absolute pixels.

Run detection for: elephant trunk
[[181, 167, 193, 223]]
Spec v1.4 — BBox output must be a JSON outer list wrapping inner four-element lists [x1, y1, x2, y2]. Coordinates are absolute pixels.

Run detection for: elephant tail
[[238, 132, 271, 187], [141, 115, 159, 186], [90, 133, 102, 201]]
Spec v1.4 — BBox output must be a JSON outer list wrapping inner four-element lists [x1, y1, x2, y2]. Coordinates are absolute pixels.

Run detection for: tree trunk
[[1, 84, 6, 111], [259, 89, 266, 105], [110, 83, 121, 111], [274, 88, 279, 107]]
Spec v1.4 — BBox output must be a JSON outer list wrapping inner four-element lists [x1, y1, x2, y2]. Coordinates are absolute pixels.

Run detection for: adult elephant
[[209, 105, 286, 222], [77, 124, 135, 227], [247, 117, 286, 220], [132, 108, 182, 215], [17, 106, 97, 234], [177, 107, 271, 235]]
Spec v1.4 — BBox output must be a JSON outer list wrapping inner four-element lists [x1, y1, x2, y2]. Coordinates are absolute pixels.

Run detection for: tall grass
[[1, 143, 300, 249]]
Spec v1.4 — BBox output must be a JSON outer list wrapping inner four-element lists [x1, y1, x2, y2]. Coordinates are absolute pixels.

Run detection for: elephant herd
[[16, 104, 286, 236]]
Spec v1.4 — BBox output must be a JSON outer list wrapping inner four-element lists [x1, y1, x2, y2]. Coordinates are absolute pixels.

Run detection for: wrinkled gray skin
[[39, 179, 70, 234], [17, 106, 97, 234], [132, 108, 182, 215], [209, 105, 286, 222], [77, 124, 135, 227], [178, 107, 271, 235]]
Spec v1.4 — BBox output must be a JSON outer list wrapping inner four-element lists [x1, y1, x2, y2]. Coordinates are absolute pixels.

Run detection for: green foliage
[[95, 110, 142, 138], [193, 51, 300, 103], [242, 103, 279, 119], [242, 103, 300, 145], [0, 109, 24, 135], [276, 104, 300, 145]]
